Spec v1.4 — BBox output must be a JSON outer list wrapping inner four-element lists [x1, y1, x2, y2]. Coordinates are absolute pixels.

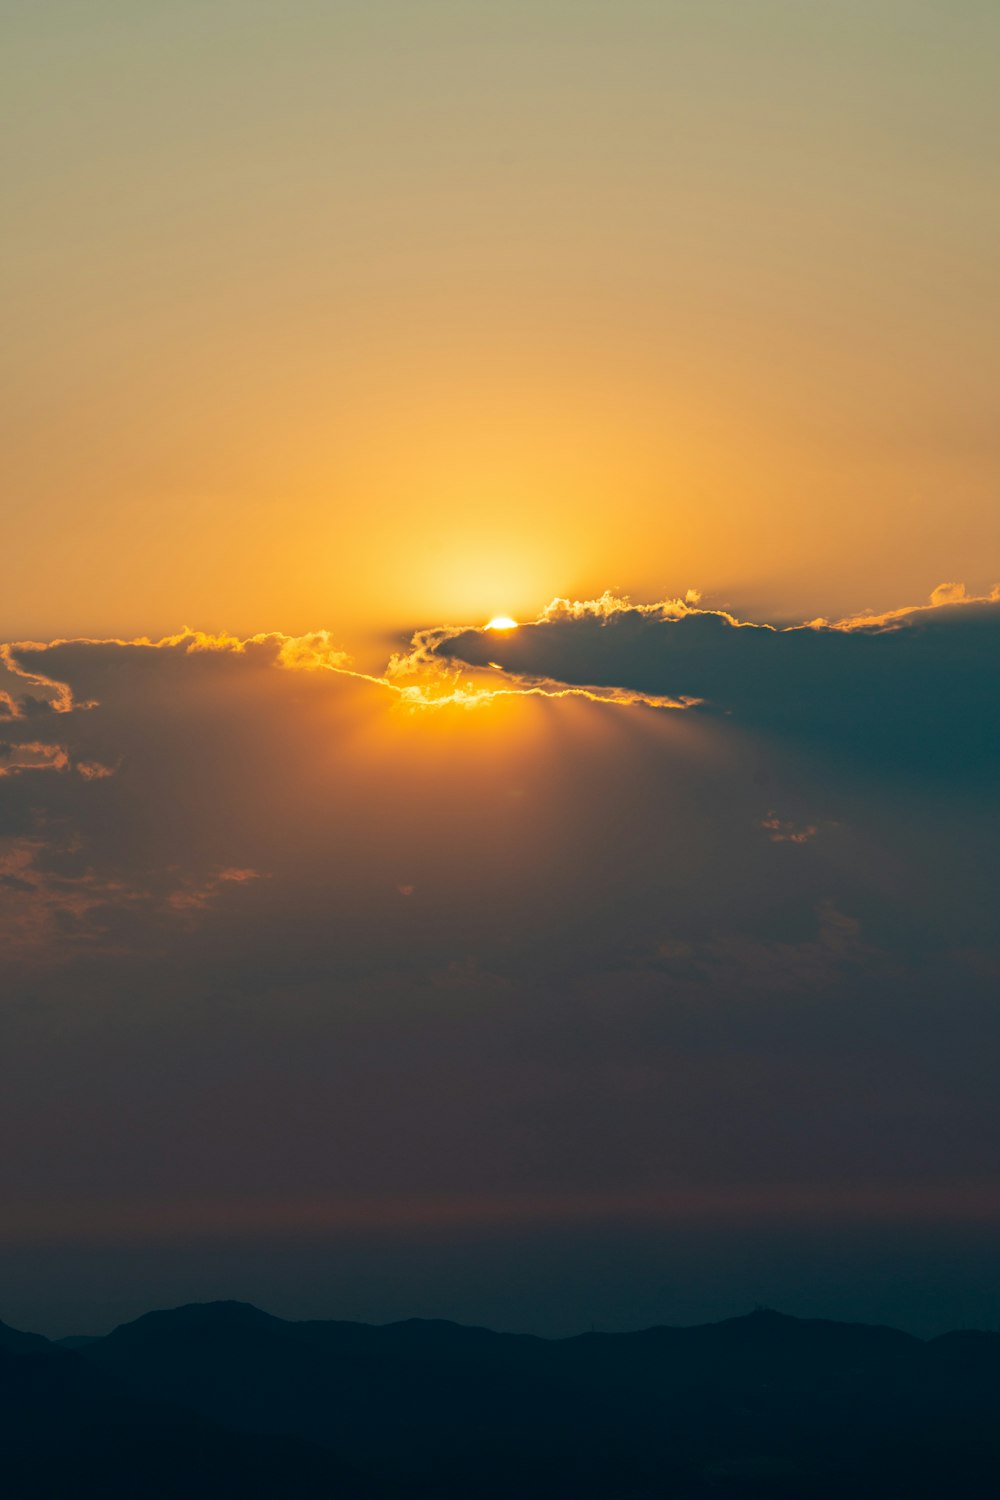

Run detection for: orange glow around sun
[[485, 617, 519, 631]]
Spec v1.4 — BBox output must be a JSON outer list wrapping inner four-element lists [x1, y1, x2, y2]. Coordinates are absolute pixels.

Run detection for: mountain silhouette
[[0, 1317, 51, 1354], [3, 1302, 1000, 1497]]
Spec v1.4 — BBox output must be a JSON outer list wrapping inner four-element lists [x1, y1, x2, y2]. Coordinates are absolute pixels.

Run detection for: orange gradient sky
[[5, 1, 999, 644]]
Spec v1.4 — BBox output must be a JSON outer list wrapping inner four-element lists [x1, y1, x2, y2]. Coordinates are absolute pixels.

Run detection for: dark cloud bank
[[433, 587, 1000, 777], [0, 592, 998, 1337]]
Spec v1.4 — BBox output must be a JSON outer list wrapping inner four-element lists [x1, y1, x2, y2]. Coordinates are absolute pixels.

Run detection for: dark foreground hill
[[0, 1335, 380, 1499], [3, 1304, 1000, 1497]]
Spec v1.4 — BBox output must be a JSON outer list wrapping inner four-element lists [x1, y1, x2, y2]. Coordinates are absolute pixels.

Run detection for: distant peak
[[185, 1300, 270, 1318], [711, 1307, 795, 1328], [113, 1300, 276, 1336]]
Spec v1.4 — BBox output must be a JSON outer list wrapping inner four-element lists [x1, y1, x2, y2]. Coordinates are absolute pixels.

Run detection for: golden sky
[[5, 1, 999, 644]]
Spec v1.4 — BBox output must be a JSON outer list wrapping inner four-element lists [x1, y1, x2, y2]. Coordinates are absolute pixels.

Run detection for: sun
[[484, 615, 519, 631]]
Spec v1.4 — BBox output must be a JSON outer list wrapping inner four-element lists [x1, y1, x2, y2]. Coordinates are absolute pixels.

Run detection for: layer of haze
[[5, 0, 1000, 642]]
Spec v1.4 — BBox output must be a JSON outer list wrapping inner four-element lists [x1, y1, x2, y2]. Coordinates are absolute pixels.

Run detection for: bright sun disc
[[485, 616, 518, 631]]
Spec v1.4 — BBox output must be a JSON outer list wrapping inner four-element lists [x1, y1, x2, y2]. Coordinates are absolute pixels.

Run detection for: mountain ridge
[[4, 1302, 1000, 1498]]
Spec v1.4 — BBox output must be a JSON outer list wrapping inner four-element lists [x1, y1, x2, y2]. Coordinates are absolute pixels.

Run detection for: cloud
[[2, 603, 996, 984], [430, 585, 1000, 778], [929, 582, 970, 607], [0, 739, 69, 776], [759, 812, 819, 844], [0, 600, 997, 1328]]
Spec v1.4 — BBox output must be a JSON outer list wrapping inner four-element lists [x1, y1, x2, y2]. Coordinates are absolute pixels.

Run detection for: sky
[[1, 2, 999, 1338]]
